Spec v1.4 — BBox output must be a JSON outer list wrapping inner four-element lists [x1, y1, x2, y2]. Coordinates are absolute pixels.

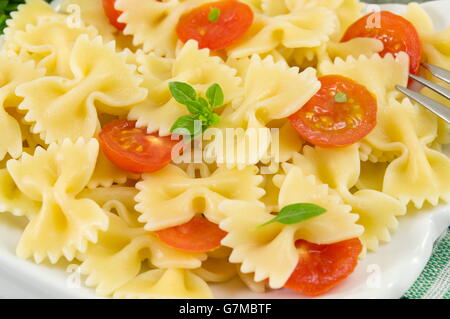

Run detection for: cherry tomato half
[[341, 11, 422, 75], [176, 0, 254, 51], [289, 75, 377, 148], [102, 0, 126, 31], [285, 238, 362, 296], [155, 216, 227, 253], [99, 120, 180, 174]]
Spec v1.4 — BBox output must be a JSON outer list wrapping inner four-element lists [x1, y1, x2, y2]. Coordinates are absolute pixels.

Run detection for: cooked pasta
[[0, 0, 448, 299]]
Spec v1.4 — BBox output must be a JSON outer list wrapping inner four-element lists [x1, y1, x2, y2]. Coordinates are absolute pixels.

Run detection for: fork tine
[[409, 74, 450, 100], [422, 63, 450, 84], [395, 85, 450, 124]]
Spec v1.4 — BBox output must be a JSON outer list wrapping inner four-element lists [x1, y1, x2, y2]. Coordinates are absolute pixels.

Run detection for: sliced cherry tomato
[[341, 11, 422, 75], [102, 0, 126, 31], [156, 216, 227, 253], [99, 120, 180, 174], [289, 75, 377, 148], [285, 238, 362, 296], [176, 0, 253, 51]]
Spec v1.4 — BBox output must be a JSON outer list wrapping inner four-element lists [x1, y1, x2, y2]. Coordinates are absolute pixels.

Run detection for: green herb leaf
[[334, 91, 348, 103], [257, 203, 326, 229], [169, 81, 197, 105], [184, 101, 203, 115], [208, 7, 220, 23], [206, 83, 224, 108], [170, 115, 202, 137], [169, 81, 223, 138], [198, 97, 209, 110]]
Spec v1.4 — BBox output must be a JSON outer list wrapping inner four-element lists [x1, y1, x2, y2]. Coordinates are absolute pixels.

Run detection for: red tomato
[[176, 0, 253, 51], [102, 0, 126, 31], [156, 216, 227, 253], [285, 238, 362, 296], [341, 11, 422, 75], [99, 120, 180, 174], [289, 75, 377, 148]]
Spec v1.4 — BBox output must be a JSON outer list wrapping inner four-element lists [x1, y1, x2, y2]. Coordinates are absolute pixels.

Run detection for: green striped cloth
[[403, 229, 450, 299]]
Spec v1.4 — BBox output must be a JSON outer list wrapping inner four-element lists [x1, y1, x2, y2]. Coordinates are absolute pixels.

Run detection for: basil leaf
[[184, 101, 203, 115], [198, 97, 210, 111], [206, 83, 224, 108], [208, 7, 220, 23], [169, 82, 197, 105], [170, 115, 202, 137], [169, 81, 224, 138], [334, 91, 348, 103], [257, 203, 326, 228]]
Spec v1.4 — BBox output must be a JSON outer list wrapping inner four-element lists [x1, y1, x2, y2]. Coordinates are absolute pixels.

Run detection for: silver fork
[[396, 63, 450, 124]]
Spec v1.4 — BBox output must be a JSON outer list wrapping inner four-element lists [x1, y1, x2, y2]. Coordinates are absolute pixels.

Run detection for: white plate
[[0, 1, 449, 299]]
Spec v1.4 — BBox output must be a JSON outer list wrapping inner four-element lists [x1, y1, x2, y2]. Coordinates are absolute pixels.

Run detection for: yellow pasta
[[16, 35, 147, 144], [0, 0, 448, 300], [6, 138, 108, 263]]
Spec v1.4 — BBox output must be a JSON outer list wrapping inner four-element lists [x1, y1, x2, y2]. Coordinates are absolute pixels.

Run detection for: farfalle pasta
[[11, 16, 98, 77], [17, 34, 147, 143], [135, 164, 264, 230], [0, 0, 448, 299], [5, 138, 108, 263], [291, 144, 406, 252]]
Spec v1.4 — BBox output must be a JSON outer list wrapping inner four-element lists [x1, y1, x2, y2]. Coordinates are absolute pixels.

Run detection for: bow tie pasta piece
[[61, 0, 118, 43], [219, 200, 299, 288], [16, 35, 147, 144], [362, 92, 439, 164], [292, 145, 406, 252], [116, 0, 210, 57], [204, 55, 319, 168], [79, 209, 206, 296], [11, 16, 98, 77], [128, 40, 241, 136], [113, 268, 212, 299], [5, 138, 109, 263], [3, 0, 60, 52], [227, 6, 338, 58], [219, 166, 362, 288], [0, 53, 44, 161], [135, 164, 264, 231], [377, 97, 450, 208], [222, 55, 320, 129], [274, 165, 364, 244]]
